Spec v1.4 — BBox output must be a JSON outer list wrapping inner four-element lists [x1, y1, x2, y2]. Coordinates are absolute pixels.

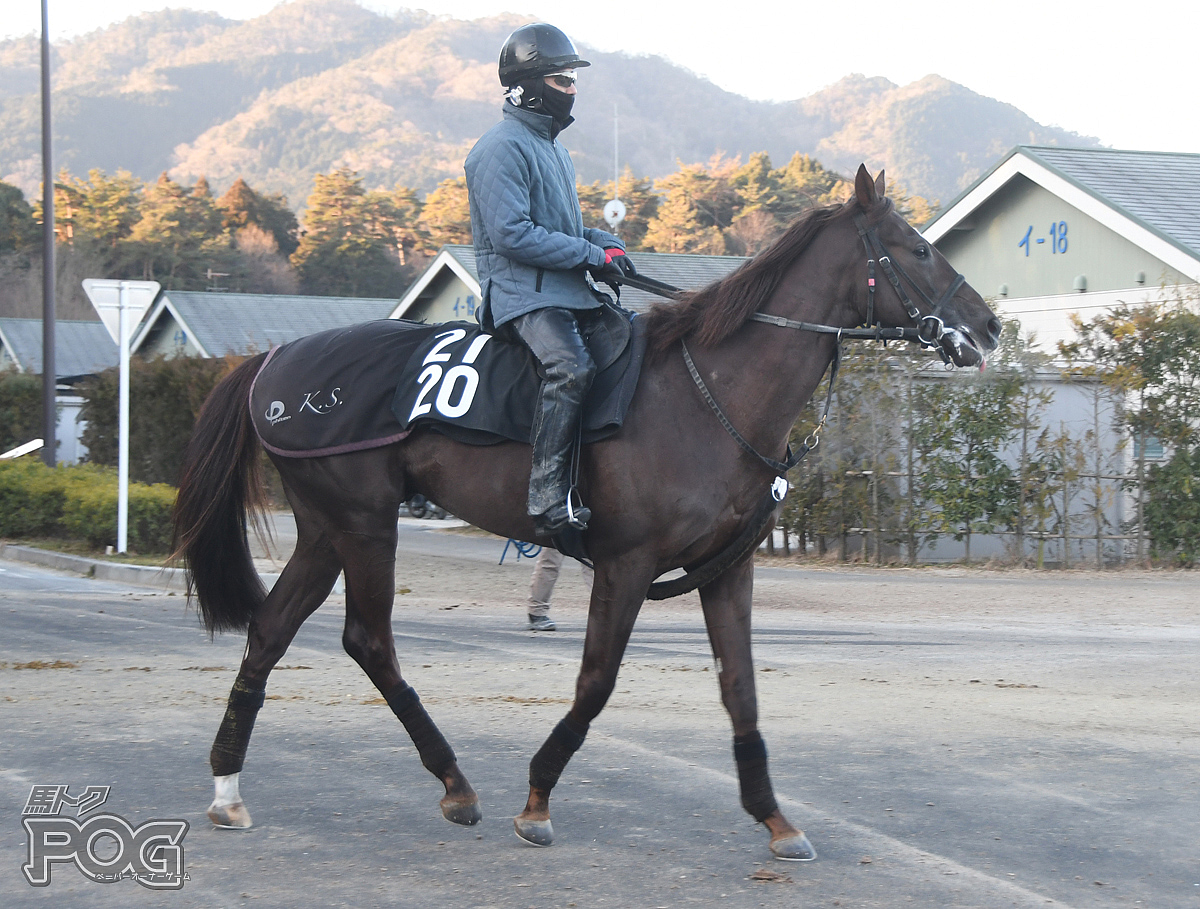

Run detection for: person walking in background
[[526, 546, 593, 631]]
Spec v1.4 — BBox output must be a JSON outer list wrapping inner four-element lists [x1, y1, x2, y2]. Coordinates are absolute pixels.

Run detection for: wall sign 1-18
[[1019, 221, 1068, 256]]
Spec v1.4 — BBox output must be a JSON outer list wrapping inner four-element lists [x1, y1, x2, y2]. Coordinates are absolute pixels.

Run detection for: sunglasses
[[544, 72, 577, 89]]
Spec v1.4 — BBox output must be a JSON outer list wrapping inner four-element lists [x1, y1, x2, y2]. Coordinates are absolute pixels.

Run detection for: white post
[[117, 282, 130, 553], [81, 278, 159, 556]]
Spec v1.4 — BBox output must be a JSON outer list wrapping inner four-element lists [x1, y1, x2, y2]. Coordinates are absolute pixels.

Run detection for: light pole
[[40, 0, 56, 467]]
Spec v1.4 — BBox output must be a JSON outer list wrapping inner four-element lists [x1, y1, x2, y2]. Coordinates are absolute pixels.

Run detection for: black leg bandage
[[529, 715, 588, 792], [385, 682, 456, 779], [210, 676, 267, 776], [733, 731, 779, 822]]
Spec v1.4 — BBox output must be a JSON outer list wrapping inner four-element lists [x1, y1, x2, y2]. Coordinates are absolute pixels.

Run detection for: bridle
[[614, 207, 974, 480], [852, 211, 965, 351]]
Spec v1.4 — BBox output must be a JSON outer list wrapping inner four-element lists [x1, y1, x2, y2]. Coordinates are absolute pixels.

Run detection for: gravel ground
[[1, 518, 1197, 908]]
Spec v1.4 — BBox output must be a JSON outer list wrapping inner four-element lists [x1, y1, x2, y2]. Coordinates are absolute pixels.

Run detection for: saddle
[[250, 305, 645, 460]]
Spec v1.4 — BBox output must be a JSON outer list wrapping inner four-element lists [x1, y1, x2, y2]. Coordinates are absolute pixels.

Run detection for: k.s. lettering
[[300, 387, 344, 415]]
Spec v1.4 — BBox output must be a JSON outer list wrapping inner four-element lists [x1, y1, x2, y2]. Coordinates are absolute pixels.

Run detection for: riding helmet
[[498, 23, 590, 87]]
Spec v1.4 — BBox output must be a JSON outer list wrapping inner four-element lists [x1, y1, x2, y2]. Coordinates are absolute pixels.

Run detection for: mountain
[[0, 0, 1096, 208]]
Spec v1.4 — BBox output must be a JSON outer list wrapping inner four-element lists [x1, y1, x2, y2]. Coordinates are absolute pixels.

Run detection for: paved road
[[1, 531, 1198, 908]]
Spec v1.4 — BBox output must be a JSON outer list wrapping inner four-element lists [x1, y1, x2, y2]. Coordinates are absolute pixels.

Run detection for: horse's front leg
[[514, 559, 648, 846], [700, 554, 816, 862]]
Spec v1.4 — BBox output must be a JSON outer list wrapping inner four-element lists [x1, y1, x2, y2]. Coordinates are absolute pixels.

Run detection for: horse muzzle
[[939, 325, 988, 369]]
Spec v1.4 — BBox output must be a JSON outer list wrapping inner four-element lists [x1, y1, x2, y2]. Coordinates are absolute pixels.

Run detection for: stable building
[[390, 245, 748, 323], [131, 291, 399, 359], [924, 146, 1200, 352]]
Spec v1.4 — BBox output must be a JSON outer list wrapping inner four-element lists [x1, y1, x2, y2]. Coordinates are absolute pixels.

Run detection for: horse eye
[[914, 245, 929, 259]]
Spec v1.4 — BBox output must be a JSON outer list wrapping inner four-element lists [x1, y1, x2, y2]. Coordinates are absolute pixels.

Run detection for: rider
[[465, 22, 636, 537]]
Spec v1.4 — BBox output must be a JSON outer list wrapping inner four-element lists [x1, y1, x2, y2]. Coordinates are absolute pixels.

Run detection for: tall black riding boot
[[511, 307, 598, 535]]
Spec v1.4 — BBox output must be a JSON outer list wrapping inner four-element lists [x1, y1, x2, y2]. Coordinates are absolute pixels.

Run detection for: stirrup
[[534, 501, 591, 536]]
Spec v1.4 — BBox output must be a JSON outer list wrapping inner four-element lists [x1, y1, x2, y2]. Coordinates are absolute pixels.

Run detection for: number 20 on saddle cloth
[[249, 309, 645, 459]]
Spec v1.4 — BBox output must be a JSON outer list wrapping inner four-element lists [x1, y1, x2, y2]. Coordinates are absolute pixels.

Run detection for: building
[[131, 291, 399, 359], [389, 245, 748, 322], [921, 146, 1200, 563], [924, 146, 1200, 352]]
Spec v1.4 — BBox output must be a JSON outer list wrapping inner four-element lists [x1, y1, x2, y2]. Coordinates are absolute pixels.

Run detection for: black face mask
[[537, 85, 575, 135]]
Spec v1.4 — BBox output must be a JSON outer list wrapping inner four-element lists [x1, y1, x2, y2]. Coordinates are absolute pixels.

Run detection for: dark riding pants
[[510, 307, 598, 517]]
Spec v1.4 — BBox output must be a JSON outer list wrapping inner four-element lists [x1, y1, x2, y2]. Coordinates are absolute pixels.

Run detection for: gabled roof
[[132, 291, 399, 357], [391, 245, 749, 319], [924, 146, 1200, 281], [0, 318, 118, 379], [389, 246, 481, 319]]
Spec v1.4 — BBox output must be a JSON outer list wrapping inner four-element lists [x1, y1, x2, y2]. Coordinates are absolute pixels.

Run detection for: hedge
[[0, 369, 42, 455], [0, 459, 176, 553]]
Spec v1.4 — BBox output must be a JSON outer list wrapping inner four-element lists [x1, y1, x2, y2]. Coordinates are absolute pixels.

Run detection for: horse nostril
[[986, 317, 1002, 343]]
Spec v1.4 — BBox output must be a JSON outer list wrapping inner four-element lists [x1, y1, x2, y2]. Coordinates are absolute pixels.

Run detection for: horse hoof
[[207, 800, 253, 829], [441, 795, 482, 827], [770, 832, 816, 862], [513, 816, 554, 847]]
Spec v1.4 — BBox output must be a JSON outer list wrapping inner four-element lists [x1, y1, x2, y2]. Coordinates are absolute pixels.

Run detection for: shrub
[[0, 459, 176, 553], [0, 458, 63, 536], [0, 369, 42, 454], [78, 354, 240, 485]]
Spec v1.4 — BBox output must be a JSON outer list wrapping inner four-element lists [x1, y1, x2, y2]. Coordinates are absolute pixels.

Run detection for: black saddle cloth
[[250, 311, 646, 459]]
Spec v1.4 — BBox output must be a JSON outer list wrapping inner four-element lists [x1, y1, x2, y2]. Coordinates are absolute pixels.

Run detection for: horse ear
[[875, 169, 886, 198], [854, 164, 877, 208]]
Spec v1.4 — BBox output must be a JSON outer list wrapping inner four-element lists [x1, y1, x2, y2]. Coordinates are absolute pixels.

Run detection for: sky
[[7, 0, 1200, 155]]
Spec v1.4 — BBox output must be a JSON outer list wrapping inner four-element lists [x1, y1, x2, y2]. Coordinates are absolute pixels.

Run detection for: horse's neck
[[703, 245, 857, 456]]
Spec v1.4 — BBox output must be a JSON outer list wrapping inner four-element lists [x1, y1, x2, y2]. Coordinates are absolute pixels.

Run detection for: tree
[[291, 168, 409, 297], [912, 360, 1022, 562], [643, 158, 737, 254], [418, 177, 472, 250], [990, 321, 1054, 564], [217, 177, 300, 257], [126, 173, 231, 287], [576, 167, 658, 251], [0, 182, 37, 253], [1062, 296, 1200, 564]]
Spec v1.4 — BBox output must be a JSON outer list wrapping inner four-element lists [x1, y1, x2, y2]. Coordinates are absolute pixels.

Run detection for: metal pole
[[613, 103, 619, 199], [117, 283, 130, 553], [40, 0, 56, 467]]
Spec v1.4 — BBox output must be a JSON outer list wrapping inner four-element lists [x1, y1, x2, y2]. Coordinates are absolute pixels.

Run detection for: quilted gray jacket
[[465, 104, 624, 329]]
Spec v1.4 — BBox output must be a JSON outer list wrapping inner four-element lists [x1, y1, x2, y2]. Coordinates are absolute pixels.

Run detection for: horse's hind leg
[[699, 555, 816, 862], [334, 517, 481, 827], [208, 509, 343, 828]]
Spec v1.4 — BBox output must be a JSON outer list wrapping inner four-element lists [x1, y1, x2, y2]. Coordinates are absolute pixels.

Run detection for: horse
[[172, 166, 1000, 862]]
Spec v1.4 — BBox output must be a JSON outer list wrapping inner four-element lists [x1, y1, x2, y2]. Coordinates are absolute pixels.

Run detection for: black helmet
[[498, 23, 590, 88]]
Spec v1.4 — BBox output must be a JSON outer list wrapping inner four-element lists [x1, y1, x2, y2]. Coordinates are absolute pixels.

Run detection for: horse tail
[[172, 352, 270, 634]]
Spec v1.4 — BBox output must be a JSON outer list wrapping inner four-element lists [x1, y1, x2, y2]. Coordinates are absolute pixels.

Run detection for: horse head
[[851, 165, 1001, 368]]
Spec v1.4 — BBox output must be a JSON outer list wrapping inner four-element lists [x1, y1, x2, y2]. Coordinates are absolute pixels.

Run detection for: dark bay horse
[[173, 166, 1000, 861]]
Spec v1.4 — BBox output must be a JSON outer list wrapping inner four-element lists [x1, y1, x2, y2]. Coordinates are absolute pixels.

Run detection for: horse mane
[[641, 201, 869, 358]]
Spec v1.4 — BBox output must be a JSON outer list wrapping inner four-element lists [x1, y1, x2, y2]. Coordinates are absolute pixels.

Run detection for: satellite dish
[[603, 198, 626, 230]]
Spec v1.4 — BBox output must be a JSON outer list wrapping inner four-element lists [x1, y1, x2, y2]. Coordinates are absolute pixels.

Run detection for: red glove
[[603, 247, 637, 277]]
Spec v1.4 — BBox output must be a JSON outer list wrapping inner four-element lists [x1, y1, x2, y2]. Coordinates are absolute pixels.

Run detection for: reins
[[626, 217, 967, 600], [618, 216, 967, 481]]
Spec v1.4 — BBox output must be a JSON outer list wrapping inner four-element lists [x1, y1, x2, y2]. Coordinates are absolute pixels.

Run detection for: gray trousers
[[527, 547, 593, 616]]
